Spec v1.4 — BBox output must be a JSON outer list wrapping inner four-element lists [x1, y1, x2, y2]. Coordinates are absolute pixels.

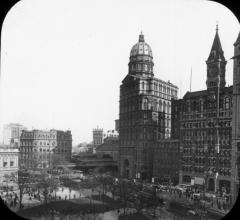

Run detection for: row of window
[[2, 161, 14, 167], [120, 100, 172, 113], [182, 166, 231, 176], [22, 134, 56, 139], [130, 63, 153, 72], [21, 141, 71, 147], [181, 97, 232, 113], [141, 82, 177, 96]]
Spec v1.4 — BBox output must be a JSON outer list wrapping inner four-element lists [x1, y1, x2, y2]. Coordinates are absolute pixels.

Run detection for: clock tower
[[206, 25, 227, 90]]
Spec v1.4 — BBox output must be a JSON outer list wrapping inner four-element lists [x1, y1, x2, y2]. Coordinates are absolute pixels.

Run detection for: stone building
[[92, 127, 104, 153], [19, 129, 72, 170], [0, 144, 19, 188], [3, 123, 26, 146], [153, 139, 180, 185], [231, 31, 240, 204], [172, 26, 235, 199], [119, 33, 178, 180], [96, 137, 119, 162]]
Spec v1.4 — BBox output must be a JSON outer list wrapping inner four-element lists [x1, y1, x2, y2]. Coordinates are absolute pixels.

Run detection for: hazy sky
[[0, 0, 239, 145]]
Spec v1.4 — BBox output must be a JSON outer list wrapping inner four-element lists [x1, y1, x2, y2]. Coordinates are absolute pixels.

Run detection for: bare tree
[[18, 170, 32, 209]]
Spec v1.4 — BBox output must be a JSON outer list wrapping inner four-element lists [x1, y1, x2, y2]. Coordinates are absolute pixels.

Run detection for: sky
[[0, 0, 239, 145]]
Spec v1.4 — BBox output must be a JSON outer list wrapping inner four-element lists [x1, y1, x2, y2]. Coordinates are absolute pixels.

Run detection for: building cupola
[[128, 32, 154, 77]]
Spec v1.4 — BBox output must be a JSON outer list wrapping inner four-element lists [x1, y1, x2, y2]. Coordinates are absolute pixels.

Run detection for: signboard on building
[[194, 177, 204, 185]]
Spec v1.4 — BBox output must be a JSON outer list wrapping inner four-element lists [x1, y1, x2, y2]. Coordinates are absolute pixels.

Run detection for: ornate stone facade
[[231, 31, 240, 204], [19, 129, 72, 170], [119, 33, 178, 180], [172, 27, 235, 201], [0, 145, 18, 185]]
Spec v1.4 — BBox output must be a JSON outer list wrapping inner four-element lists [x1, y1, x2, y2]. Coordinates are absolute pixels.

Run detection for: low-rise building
[[96, 137, 119, 162], [0, 144, 19, 189]]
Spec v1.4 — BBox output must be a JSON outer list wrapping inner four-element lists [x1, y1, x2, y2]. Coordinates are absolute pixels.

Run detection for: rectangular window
[[237, 142, 240, 151]]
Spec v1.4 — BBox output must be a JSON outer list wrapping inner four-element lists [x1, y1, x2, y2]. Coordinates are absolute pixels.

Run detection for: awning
[[194, 177, 204, 185]]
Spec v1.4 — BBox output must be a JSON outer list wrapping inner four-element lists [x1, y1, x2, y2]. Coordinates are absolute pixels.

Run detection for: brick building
[[172, 26, 237, 202]]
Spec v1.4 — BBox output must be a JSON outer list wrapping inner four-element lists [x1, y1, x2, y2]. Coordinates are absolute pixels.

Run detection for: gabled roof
[[182, 86, 233, 99]]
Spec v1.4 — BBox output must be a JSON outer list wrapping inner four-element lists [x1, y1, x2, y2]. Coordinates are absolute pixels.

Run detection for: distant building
[[3, 123, 26, 146], [0, 144, 19, 187], [153, 139, 180, 185], [119, 33, 178, 180], [115, 120, 119, 132], [92, 127, 104, 153], [96, 137, 119, 162], [19, 129, 72, 170], [104, 129, 119, 140]]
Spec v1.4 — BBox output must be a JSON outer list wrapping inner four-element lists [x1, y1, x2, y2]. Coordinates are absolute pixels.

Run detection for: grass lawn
[[16, 198, 108, 219], [15, 195, 125, 219], [90, 194, 124, 210]]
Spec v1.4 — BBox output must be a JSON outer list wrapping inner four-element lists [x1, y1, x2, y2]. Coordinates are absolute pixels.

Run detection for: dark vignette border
[[0, 0, 239, 220]]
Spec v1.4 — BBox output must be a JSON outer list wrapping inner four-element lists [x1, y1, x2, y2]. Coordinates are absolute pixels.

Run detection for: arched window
[[131, 65, 134, 71], [144, 64, 148, 71], [159, 100, 162, 111], [148, 102, 152, 110], [167, 103, 170, 114], [159, 84, 162, 92], [143, 99, 148, 110], [225, 97, 230, 109], [153, 101, 157, 111], [163, 101, 166, 113]]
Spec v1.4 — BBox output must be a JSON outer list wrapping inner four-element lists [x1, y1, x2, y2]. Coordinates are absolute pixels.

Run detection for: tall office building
[[119, 33, 178, 180], [172, 26, 235, 203]]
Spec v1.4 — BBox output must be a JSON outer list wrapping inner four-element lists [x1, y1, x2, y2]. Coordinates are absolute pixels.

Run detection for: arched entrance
[[208, 178, 215, 191], [123, 159, 130, 178]]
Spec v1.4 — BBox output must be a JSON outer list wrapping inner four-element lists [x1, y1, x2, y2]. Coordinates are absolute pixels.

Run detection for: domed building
[[119, 33, 178, 180]]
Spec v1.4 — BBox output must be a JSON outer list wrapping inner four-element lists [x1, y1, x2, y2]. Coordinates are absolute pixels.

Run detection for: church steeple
[[206, 25, 227, 89]]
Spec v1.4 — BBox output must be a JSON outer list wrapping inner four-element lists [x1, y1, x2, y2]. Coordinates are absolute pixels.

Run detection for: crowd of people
[[155, 183, 231, 213]]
